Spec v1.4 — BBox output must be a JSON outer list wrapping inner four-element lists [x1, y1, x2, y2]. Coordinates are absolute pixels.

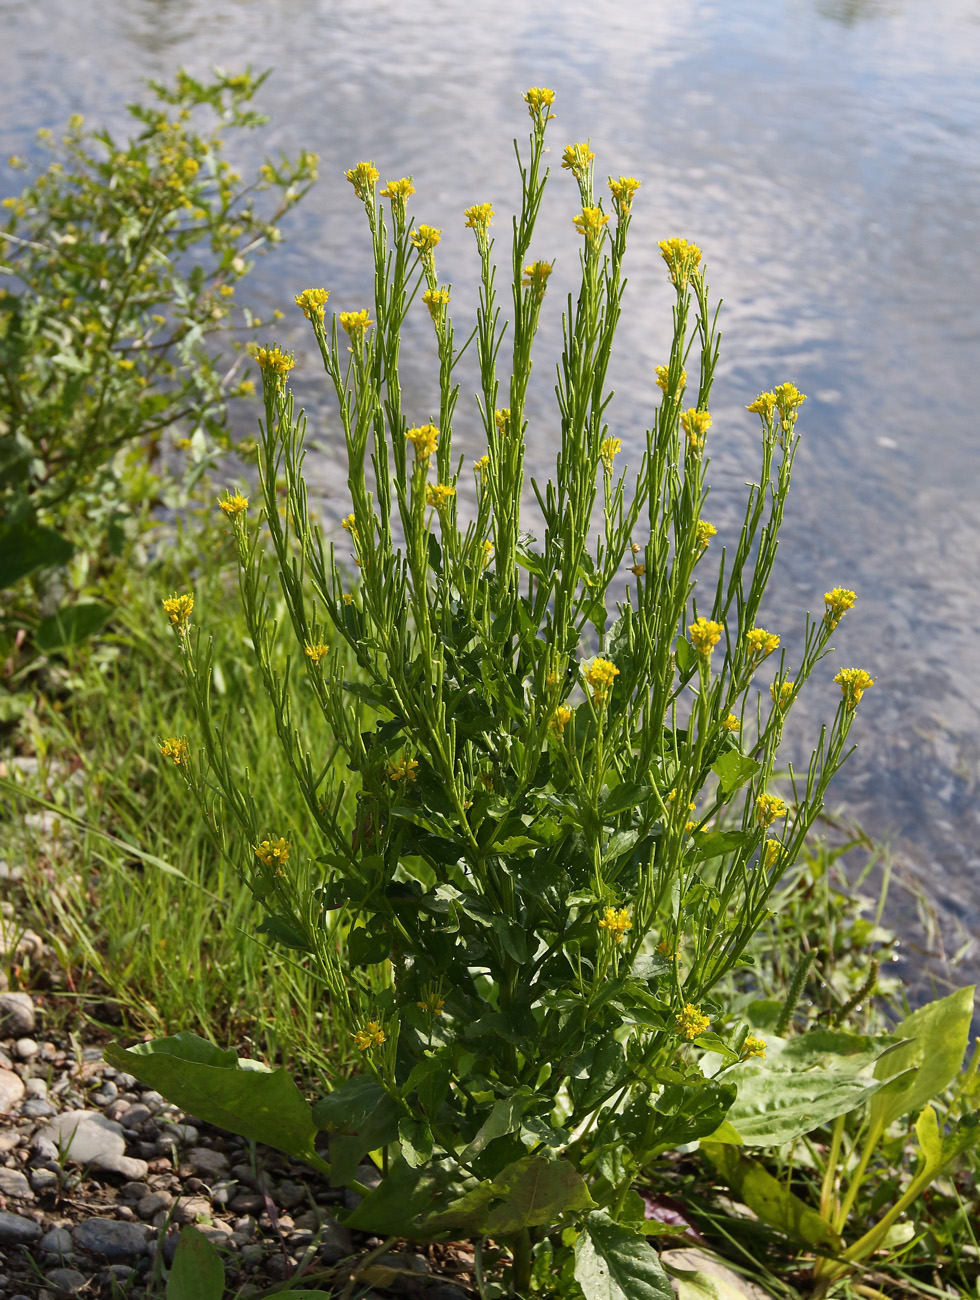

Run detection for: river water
[[3, 0, 980, 974]]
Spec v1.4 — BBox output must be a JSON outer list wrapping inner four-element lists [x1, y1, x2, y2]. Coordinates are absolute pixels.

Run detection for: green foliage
[[166, 1226, 225, 1300]]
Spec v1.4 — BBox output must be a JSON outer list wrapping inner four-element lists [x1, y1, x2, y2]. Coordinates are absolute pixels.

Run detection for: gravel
[[71, 1217, 150, 1259], [0, 1210, 43, 1245], [0, 1066, 26, 1111], [0, 992, 36, 1036]]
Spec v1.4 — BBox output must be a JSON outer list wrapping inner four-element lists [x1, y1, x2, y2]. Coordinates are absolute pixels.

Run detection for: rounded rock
[[0, 992, 36, 1036], [0, 1209, 42, 1245], [46, 1267, 89, 1295], [40, 1227, 74, 1256], [72, 1217, 149, 1260], [37, 1110, 125, 1166], [187, 1146, 230, 1179], [15, 1037, 39, 1060], [0, 1167, 33, 1199], [0, 1066, 26, 1112]]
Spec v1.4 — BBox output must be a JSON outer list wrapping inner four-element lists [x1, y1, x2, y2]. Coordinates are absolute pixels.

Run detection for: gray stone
[[25, 1076, 48, 1099], [120, 1103, 151, 1128], [136, 1191, 173, 1221], [38, 1110, 125, 1165], [40, 1227, 74, 1255], [15, 1037, 39, 1060], [93, 1078, 117, 1101], [21, 1098, 57, 1118], [186, 1146, 229, 1179], [33, 1135, 59, 1160], [274, 1177, 306, 1209], [173, 1195, 212, 1225], [160, 1122, 198, 1145], [230, 1191, 264, 1214], [0, 992, 36, 1036], [103, 1264, 134, 1283], [0, 1209, 42, 1244], [46, 1269, 89, 1295], [317, 1212, 353, 1265], [0, 1067, 26, 1112], [342, 1161, 382, 1212], [30, 1168, 60, 1193], [140, 1091, 165, 1110], [72, 1217, 149, 1259], [0, 1167, 33, 1198], [92, 1152, 149, 1180], [114, 1073, 137, 1090]]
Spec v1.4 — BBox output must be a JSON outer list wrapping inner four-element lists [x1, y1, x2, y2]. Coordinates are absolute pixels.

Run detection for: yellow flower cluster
[[255, 836, 290, 867], [550, 704, 572, 734], [659, 237, 702, 289], [422, 287, 450, 320], [598, 907, 632, 944], [695, 519, 717, 550], [341, 512, 359, 539], [763, 840, 782, 870], [304, 642, 330, 665], [573, 206, 611, 243], [746, 391, 777, 420], [254, 345, 294, 378], [722, 713, 741, 732], [158, 736, 188, 765], [656, 364, 686, 393], [561, 142, 594, 177], [834, 667, 875, 708], [774, 382, 807, 428], [416, 993, 445, 1016], [474, 455, 489, 474], [676, 1004, 710, 1040], [410, 224, 442, 255], [481, 539, 494, 569], [381, 176, 414, 203], [608, 175, 641, 215], [756, 794, 787, 827], [388, 757, 419, 782], [770, 678, 795, 709], [494, 408, 511, 436], [601, 436, 622, 472], [294, 287, 330, 321], [584, 656, 620, 702], [464, 202, 494, 232], [524, 87, 556, 122], [345, 161, 379, 200], [742, 1034, 767, 1059], [407, 424, 439, 461], [426, 483, 456, 510], [522, 260, 554, 297], [162, 592, 194, 629], [351, 1020, 386, 1051], [824, 587, 856, 628], [218, 491, 248, 517], [681, 408, 712, 453], [339, 310, 374, 341], [689, 617, 723, 656], [746, 627, 780, 658]]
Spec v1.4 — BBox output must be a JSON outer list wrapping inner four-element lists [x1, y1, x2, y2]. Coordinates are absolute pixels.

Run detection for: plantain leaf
[[702, 1144, 840, 1248], [869, 986, 975, 1132]]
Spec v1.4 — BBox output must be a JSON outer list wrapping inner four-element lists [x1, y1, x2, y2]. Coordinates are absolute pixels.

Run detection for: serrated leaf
[[574, 1211, 674, 1300]]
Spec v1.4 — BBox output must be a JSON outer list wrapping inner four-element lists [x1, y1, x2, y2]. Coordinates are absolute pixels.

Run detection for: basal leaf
[[166, 1226, 225, 1300], [869, 986, 975, 1132], [482, 1155, 594, 1235], [574, 1211, 674, 1300], [702, 1144, 840, 1248]]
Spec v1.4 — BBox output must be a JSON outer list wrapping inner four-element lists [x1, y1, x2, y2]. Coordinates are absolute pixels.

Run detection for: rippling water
[[4, 0, 980, 968]]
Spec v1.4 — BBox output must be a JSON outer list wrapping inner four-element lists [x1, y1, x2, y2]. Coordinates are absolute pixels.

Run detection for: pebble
[[275, 1177, 306, 1209], [15, 1038, 39, 1060], [30, 1169, 60, 1193], [40, 1227, 74, 1256], [0, 1167, 33, 1198], [72, 1217, 149, 1259], [46, 1268, 89, 1294], [317, 1212, 353, 1264], [91, 1151, 149, 1180], [136, 1191, 173, 1221], [230, 1191, 264, 1214], [121, 1103, 152, 1128], [161, 1122, 199, 1145], [187, 1146, 230, 1179], [174, 1195, 213, 1224], [21, 1098, 57, 1118], [38, 1110, 126, 1167], [0, 1209, 42, 1245], [0, 992, 36, 1036], [25, 1076, 48, 1099], [0, 1067, 26, 1111]]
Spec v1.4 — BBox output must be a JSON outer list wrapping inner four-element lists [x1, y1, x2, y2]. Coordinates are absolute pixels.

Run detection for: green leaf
[[36, 601, 113, 652], [690, 831, 750, 863], [574, 1211, 674, 1300], [650, 1081, 737, 1153], [347, 920, 390, 966], [312, 1076, 401, 1186], [914, 1106, 980, 1178], [869, 986, 975, 1132], [166, 1226, 225, 1300], [702, 1144, 840, 1248], [255, 914, 309, 950], [710, 752, 760, 798], [675, 638, 697, 677], [104, 1033, 328, 1175], [0, 521, 74, 588], [398, 1116, 434, 1168], [460, 1093, 535, 1163], [482, 1155, 594, 1235], [603, 783, 655, 817]]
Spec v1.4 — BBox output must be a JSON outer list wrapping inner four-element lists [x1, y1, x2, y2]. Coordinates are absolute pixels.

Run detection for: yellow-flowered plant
[[158, 736, 188, 765], [218, 491, 249, 517]]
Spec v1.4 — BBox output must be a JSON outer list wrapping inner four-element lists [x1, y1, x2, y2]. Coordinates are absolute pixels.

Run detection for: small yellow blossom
[[550, 705, 573, 734], [218, 491, 249, 517], [746, 627, 780, 659], [254, 345, 294, 378], [722, 713, 741, 733], [407, 424, 439, 461], [676, 1003, 710, 1040], [426, 482, 456, 510], [584, 656, 620, 703], [295, 287, 330, 321], [219, 284, 235, 297], [695, 519, 717, 550], [388, 757, 419, 783], [608, 175, 641, 216], [522, 260, 554, 297], [351, 1020, 386, 1051], [601, 437, 622, 472], [524, 87, 556, 122], [474, 455, 490, 474], [756, 794, 787, 827], [659, 237, 702, 289], [573, 206, 611, 243], [689, 617, 723, 656], [561, 142, 595, 176], [774, 382, 807, 429], [346, 161, 379, 200], [657, 939, 678, 960], [598, 906, 632, 944], [236, 379, 256, 397], [158, 736, 188, 765], [464, 202, 494, 232], [494, 408, 511, 436], [341, 512, 359, 540], [746, 391, 777, 420], [481, 539, 494, 569], [304, 642, 330, 665], [770, 678, 795, 709], [162, 592, 194, 630], [255, 836, 290, 867], [824, 587, 856, 628], [422, 287, 450, 320], [416, 993, 445, 1016], [380, 176, 415, 204], [410, 224, 442, 256], [631, 564, 645, 577], [763, 839, 782, 870], [834, 667, 875, 708], [743, 1034, 767, 1059], [681, 408, 712, 453], [339, 309, 374, 342], [656, 364, 687, 393], [343, 593, 355, 606]]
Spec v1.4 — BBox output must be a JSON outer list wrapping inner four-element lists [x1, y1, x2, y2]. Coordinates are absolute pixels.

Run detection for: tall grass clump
[[104, 88, 976, 1299]]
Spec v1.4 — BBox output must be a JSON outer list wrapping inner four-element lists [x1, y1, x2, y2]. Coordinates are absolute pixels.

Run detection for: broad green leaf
[[650, 1081, 738, 1153], [0, 521, 74, 588], [35, 601, 113, 652], [603, 783, 655, 817], [690, 831, 750, 863], [574, 1211, 674, 1300], [675, 638, 697, 677], [166, 1226, 224, 1300], [104, 1033, 328, 1175], [255, 913, 309, 950], [662, 1254, 762, 1300], [710, 752, 760, 798], [398, 1117, 434, 1168], [702, 1144, 840, 1248], [344, 1155, 483, 1237], [312, 1076, 401, 1186], [869, 986, 975, 1132], [482, 1156, 594, 1235], [914, 1106, 980, 1177], [460, 1093, 535, 1163]]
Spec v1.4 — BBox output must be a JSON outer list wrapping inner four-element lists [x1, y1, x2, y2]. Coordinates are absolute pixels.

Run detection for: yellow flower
[[494, 408, 511, 436], [342, 593, 355, 606], [524, 87, 556, 122], [657, 939, 678, 960], [236, 379, 255, 397], [689, 617, 723, 656], [416, 993, 445, 1016], [762, 839, 782, 870], [746, 391, 777, 420], [218, 491, 249, 517], [561, 142, 595, 176], [600, 437, 622, 473], [774, 382, 807, 429], [573, 206, 611, 243], [584, 656, 620, 703], [631, 564, 645, 577], [294, 287, 330, 321], [834, 667, 875, 708], [522, 260, 554, 297], [426, 483, 456, 510], [598, 906, 632, 944], [656, 364, 686, 393], [255, 836, 290, 867], [422, 287, 450, 320], [676, 1003, 710, 1040], [550, 704, 572, 734], [474, 455, 490, 474], [254, 345, 294, 378], [722, 714, 741, 733], [388, 757, 419, 782], [351, 1020, 386, 1051], [341, 512, 359, 541], [659, 237, 702, 289], [158, 736, 188, 766], [410, 223, 442, 256], [481, 539, 494, 569], [380, 176, 415, 204], [339, 309, 374, 341], [824, 587, 856, 628], [681, 408, 712, 453], [304, 642, 330, 665], [746, 627, 780, 659], [219, 284, 235, 297], [695, 519, 717, 550], [608, 175, 641, 216], [756, 794, 787, 827], [162, 592, 194, 630], [742, 1034, 767, 1059], [464, 202, 494, 232], [407, 424, 439, 461], [346, 161, 379, 201], [770, 678, 795, 709]]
